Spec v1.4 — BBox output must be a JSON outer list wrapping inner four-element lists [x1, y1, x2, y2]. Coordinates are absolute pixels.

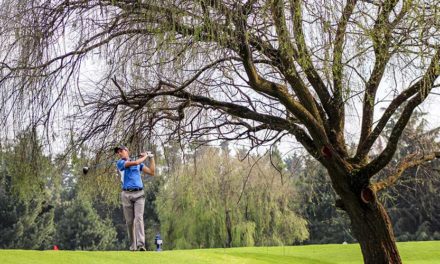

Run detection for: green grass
[[0, 241, 439, 264]]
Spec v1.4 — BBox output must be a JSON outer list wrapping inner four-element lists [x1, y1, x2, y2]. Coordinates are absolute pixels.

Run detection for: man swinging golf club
[[114, 145, 155, 251]]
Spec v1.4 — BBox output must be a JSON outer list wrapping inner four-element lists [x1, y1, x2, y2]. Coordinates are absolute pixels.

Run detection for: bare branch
[[356, 47, 440, 165], [371, 152, 440, 192], [357, 0, 406, 155]]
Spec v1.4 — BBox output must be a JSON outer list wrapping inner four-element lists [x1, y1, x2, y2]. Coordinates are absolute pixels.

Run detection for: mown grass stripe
[[0, 241, 438, 264]]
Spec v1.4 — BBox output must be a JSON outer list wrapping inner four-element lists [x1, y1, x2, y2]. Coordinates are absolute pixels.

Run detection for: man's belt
[[122, 188, 143, 192]]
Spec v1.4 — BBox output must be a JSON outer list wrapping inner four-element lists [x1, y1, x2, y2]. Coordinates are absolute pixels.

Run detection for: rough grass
[[0, 241, 438, 264]]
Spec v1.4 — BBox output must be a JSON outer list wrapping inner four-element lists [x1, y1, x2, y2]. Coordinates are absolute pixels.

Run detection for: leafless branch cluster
[[0, 0, 439, 189]]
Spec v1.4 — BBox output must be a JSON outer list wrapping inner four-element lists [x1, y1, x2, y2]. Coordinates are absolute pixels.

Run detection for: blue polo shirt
[[116, 159, 144, 189]]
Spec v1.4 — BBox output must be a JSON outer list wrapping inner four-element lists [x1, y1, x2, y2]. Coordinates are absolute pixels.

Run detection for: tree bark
[[345, 196, 402, 264]]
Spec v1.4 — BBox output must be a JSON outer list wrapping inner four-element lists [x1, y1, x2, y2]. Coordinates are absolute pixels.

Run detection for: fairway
[[0, 241, 438, 264]]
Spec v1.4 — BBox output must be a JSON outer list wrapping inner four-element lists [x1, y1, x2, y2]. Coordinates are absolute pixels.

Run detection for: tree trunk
[[345, 197, 402, 264], [225, 209, 232, 248]]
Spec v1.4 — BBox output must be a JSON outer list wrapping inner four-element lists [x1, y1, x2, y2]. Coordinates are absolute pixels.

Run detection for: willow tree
[[1, 0, 440, 263]]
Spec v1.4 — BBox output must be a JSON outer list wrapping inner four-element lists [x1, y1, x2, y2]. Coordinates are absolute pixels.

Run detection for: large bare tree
[[1, 0, 440, 263]]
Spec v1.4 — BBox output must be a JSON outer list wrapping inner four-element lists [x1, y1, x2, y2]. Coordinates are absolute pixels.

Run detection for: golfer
[[114, 145, 155, 251]]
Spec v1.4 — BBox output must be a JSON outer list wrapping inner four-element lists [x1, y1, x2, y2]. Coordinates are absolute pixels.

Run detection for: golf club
[[82, 151, 154, 175], [82, 160, 117, 175]]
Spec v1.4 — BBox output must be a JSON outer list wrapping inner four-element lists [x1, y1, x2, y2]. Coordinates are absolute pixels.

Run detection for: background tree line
[[1, 112, 439, 250]]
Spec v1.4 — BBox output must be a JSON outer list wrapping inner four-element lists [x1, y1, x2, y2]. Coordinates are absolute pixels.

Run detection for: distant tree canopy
[[0, 192, 55, 249], [55, 199, 117, 250], [157, 146, 308, 249], [1, 1, 440, 263], [292, 155, 355, 244], [0, 134, 124, 250], [0, 132, 55, 249], [379, 111, 440, 242]]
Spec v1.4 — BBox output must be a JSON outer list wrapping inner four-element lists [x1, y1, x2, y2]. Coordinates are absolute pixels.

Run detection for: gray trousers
[[121, 190, 145, 250]]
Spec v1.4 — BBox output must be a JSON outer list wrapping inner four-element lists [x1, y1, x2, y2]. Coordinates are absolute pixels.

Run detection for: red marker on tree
[[321, 145, 332, 159]]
